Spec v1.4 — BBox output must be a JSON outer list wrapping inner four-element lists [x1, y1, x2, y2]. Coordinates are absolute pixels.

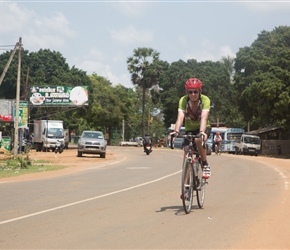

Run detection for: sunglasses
[[188, 90, 199, 95]]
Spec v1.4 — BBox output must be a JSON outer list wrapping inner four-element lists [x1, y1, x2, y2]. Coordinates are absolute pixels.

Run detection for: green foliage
[[159, 58, 245, 128], [127, 47, 165, 136], [0, 157, 65, 178], [234, 26, 290, 131], [1, 155, 31, 170], [2, 26, 290, 141]]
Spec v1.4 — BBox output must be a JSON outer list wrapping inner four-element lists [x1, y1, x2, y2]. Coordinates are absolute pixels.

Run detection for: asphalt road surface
[[0, 146, 290, 249]]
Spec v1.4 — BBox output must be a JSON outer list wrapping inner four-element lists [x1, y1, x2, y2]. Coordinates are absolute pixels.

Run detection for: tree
[[0, 48, 93, 136], [234, 26, 290, 135], [127, 47, 162, 137], [159, 58, 243, 129]]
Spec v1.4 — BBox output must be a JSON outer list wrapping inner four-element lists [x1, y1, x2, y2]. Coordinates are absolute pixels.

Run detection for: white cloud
[[184, 39, 235, 62], [243, 2, 290, 13], [0, 2, 32, 34], [74, 58, 133, 88], [24, 32, 65, 48], [219, 45, 235, 58], [0, 2, 75, 51], [178, 35, 189, 47], [109, 25, 153, 45], [34, 12, 75, 38], [109, 2, 152, 18]]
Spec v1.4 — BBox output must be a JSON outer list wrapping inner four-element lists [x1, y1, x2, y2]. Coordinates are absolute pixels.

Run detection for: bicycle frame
[[171, 133, 207, 214]]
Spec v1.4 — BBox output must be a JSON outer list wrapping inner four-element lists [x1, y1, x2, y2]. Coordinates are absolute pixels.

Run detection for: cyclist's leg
[[196, 127, 211, 178]]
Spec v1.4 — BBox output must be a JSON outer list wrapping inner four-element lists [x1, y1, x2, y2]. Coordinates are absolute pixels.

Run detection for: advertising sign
[[1, 136, 11, 151], [29, 86, 89, 106], [13, 101, 28, 128], [0, 99, 13, 122]]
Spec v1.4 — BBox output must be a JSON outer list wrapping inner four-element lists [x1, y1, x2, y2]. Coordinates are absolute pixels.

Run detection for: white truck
[[33, 120, 64, 152], [234, 134, 261, 156]]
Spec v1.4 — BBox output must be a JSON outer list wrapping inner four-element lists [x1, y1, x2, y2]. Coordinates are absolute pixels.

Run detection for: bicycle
[[171, 133, 207, 214], [214, 141, 221, 155]]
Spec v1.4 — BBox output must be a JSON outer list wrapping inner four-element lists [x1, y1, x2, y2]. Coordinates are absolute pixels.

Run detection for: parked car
[[77, 130, 107, 158]]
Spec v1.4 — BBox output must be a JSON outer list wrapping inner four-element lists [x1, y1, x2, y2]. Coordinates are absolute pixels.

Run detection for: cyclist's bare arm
[[175, 110, 185, 132], [199, 110, 209, 140], [171, 110, 185, 141]]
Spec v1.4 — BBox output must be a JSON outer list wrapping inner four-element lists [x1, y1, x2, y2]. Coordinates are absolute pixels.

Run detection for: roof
[[247, 126, 281, 135]]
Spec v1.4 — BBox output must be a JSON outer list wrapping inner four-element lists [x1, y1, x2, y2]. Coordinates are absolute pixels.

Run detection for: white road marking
[[0, 170, 181, 225], [126, 167, 151, 169], [274, 167, 289, 190]]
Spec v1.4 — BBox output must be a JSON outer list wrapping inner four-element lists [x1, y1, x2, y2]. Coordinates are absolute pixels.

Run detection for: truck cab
[[235, 134, 261, 156]]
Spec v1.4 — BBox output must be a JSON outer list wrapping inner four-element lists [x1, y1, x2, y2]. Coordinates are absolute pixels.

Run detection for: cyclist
[[213, 132, 222, 153], [171, 78, 212, 179]]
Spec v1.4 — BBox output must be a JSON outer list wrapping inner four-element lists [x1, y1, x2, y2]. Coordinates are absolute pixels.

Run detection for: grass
[[0, 154, 66, 179]]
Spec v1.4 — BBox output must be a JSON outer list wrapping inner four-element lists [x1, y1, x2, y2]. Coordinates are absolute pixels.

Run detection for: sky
[[1, 0, 290, 89]]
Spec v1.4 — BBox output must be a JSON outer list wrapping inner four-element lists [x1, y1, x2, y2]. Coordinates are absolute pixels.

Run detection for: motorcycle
[[21, 139, 32, 153], [55, 140, 64, 154], [144, 143, 152, 155]]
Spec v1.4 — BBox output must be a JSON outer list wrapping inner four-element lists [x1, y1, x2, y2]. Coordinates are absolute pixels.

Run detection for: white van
[[235, 134, 261, 156]]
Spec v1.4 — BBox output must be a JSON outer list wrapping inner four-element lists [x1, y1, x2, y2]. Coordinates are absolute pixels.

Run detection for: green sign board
[[29, 86, 89, 106], [13, 101, 28, 127], [1, 137, 11, 151]]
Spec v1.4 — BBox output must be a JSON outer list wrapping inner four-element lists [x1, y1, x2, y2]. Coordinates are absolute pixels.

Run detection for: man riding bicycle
[[213, 132, 222, 153], [171, 78, 212, 179]]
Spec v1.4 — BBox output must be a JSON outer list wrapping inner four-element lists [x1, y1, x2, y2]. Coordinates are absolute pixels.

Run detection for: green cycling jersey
[[178, 94, 211, 131]]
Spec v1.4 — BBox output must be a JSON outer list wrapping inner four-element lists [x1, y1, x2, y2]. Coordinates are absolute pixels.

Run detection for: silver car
[[77, 131, 107, 158]]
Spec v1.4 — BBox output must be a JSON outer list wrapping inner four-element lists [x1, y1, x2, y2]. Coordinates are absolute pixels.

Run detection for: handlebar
[[170, 132, 206, 150]]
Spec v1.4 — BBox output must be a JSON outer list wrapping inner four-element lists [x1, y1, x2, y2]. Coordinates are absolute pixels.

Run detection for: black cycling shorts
[[183, 127, 212, 147]]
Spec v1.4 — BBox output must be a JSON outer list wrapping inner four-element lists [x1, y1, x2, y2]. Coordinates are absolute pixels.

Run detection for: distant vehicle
[[77, 130, 107, 158], [167, 126, 185, 149], [235, 134, 261, 156], [135, 137, 143, 147], [33, 120, 64, 152], [207, 127, 244, 154]]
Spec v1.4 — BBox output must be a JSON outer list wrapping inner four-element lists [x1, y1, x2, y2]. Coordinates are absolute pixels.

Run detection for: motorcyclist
[[143, 134, 152, 152]]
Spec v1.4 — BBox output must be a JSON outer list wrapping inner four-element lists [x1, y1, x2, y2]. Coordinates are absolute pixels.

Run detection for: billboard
[[29, 86, 89, 106], [13, 101, 28, 128], [0, 100, 28, 126], [0, 99, 13, 122]]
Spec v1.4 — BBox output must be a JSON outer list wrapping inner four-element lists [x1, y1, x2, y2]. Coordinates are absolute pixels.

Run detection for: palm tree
[[127, 47, 161, 137]]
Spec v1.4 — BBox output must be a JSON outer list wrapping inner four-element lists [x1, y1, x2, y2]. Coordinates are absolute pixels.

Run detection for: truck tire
[[77, 151, 82, 157]]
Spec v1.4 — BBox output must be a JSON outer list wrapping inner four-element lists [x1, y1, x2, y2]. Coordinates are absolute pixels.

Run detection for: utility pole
[[13, 37, 22, 159], [0, 42, 19, 86]]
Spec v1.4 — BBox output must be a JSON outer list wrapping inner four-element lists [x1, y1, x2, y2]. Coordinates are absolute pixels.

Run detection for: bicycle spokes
[[181, 161, 194, 214]]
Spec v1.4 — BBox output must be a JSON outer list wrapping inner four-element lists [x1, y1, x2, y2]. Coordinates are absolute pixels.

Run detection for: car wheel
[[100, 153, 106, 158], [77, 151, 82, 157]]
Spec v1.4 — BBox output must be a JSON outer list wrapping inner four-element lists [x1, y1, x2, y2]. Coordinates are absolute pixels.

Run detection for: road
[[0, 146, 290, 249]]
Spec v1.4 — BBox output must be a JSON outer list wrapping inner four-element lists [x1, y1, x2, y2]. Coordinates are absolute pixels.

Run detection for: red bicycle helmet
[[185, 78, 202, 89]]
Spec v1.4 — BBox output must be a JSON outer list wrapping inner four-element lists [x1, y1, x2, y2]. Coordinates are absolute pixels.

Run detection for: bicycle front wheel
[[181, 160, 194, 214], [196, 160, 206, 208]]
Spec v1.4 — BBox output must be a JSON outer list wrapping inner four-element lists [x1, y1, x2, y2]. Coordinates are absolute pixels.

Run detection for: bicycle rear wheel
[[196, 160, 206, 208], [181, 160, 194, 214]]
